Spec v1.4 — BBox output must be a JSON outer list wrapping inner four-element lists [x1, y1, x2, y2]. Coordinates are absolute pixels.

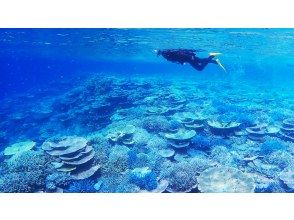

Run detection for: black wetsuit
[[157, 49, 217, 71]]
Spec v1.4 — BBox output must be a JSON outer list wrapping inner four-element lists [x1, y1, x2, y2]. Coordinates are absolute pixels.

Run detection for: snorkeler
[[155, 49, 226, 72]]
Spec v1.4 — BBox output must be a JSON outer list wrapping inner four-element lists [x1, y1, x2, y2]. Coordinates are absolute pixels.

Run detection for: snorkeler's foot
[[209, 52, 222, 57], [215, 58, 227, 73]]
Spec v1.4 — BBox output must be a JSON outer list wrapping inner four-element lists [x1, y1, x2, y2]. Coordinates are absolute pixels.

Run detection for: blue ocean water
[[0, 28, 294, 193]]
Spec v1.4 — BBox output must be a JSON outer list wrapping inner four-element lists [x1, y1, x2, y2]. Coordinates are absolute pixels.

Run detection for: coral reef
[[158, 149, 175, 158], [165, 129, 196, 149], [246, 123, 279, 142], [140, 116, 170, 132], [197, 166, 255, 193], [0, 150, 51, 192], [246, 125, 267, 142], [210, 145, 234, 166], [247, 159, 281, 179], [107, 125, 136, 146], [4, 141, 36, 156], [1, 74, 293, 193], [191, 135, 212, 151], [279, 118, 294, 142], [161, 161, 198, 192], [129, 167, 158, 191], [97, 174, 140, 193], [173, 112, 207, 131], [207, 120, 241, 136], [279, 169, 294, 191], [65, 179, 96, 193], [102, 145, 130, 175], [146, 135, 168, 150], [265, 150, 294, 169], [259, 138, 287, 155], [42, 136, 100, 180], [45, 173, 73, 192]]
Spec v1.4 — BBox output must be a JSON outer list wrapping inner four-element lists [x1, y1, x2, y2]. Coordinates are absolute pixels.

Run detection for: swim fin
[[215, 58, 227, 73], [209, 52, 222, 57]]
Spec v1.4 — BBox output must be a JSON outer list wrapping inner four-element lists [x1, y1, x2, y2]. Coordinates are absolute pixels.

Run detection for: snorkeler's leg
[[205, 55, 227, 72], [208, 58, 218, 65], [190, 57, 225, 72], [215, 58, 227, 72], [189, 58, 210, 71], [209, 52, 222, 57]]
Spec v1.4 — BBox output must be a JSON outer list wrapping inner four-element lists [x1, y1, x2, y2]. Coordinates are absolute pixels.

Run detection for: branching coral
[[191, 135, 211, 151], [146, 135, 168, 150], [237, 113, 256, 127], [98, 173, 140, 193], [102, 145, 130, 175], [89, 134, 111, 165], [279, 169, 294, 191], [260, 138, 287, 155], [265, 150, 294, 169], [65, 179, 96, 193], [140, 116, 170, 132], [189, 155, 216, 173], [0, 150, 51, 192], [0, 169, 48, 193], [161, 161, 198, 192], [210, 145, 234, 166], [7, 150, 50, 173], [247, 159, 281, 179], [46, 173, 73, 190], [129, 167, 158, 191], [128, 152, 150, 169], [132, 128, 151, 148]]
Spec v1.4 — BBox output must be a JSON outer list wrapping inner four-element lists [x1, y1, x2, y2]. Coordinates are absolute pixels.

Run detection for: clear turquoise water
[[0, 28, 293, 193]]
